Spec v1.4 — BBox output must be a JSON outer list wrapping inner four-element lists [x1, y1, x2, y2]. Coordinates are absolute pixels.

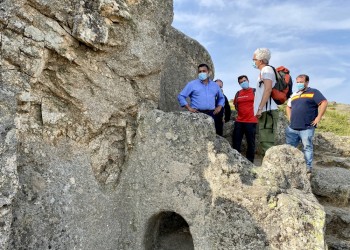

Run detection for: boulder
[[0, 0, 210, 248], [311, 167, 350, 206], [0, 0, 332, 248], [117, 110, 326, 249]]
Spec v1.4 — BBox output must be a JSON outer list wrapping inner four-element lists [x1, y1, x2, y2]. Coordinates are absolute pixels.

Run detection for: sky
[[172, 0, 350, 104]]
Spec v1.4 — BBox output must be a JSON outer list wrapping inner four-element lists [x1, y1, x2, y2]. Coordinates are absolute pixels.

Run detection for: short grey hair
[[254, 48, 271, 64]]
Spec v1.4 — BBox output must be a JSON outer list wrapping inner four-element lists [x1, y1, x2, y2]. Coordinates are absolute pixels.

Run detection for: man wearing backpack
[[285, 74, 328, 173], [232, 75, 257, 163], [252, 48, 279, 156]]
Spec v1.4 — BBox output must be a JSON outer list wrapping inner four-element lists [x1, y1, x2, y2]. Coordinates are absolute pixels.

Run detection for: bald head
[[215, 79, 223, 88]]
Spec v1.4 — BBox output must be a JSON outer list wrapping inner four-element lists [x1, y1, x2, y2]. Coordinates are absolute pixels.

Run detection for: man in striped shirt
[[285, 74, 328, 173]]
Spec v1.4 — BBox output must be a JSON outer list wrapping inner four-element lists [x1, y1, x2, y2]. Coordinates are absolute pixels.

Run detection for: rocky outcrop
[[159, 28, 212, 112], [225, 106, 350, 249], [0, 86, 18, 250], [1, 0, 343, 249], [0, 0, 213, 248], [311, 133, 350, 249], [118, 110, 326, 249]]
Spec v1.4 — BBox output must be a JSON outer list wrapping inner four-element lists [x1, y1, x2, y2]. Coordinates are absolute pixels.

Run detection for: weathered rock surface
[[1, 0, 344, 248], [1, 0, 212, 248], [225, 106, 350, 249], [311, 128, 350, 249], [323, 206, 350, 250], [0, 88, 18, 250], [312, 167, 350, 206], [118, 110, 326, 249], [159, 28, 212, 112], [311, 160, 350, 249]]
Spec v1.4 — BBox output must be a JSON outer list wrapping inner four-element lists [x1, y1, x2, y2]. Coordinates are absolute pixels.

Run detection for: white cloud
[[172, 0, 350, 104], [197, 0, 225, 8]]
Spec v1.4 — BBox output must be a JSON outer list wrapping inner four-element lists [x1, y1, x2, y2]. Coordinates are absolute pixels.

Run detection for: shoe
[[306, 168, 312, 174]]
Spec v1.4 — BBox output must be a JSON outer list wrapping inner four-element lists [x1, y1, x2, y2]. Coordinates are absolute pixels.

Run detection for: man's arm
[[183, 104, 198, 113], [213, 89, 225, 115], [178, 84, 198, 112], [256, 79, 272, 118], [286, 105, 291, 122], [311, 100, 328, 127]]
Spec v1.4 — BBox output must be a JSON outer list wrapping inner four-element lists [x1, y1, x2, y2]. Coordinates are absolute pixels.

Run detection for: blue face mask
[[198, 72, 208, 81], [240, 81, 249, 89], [296, 83, 305, 91], [252, 61, 258, 69]]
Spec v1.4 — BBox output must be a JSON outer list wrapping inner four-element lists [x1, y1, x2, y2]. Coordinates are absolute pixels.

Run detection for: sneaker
[[306, 168, 312, 174]]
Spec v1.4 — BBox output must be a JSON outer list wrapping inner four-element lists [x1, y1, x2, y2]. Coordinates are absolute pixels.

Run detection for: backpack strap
[[268, 65, 279, 81], [234, 90, 240, 111]]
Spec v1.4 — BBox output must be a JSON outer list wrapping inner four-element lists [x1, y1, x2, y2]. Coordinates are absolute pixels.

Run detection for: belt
[[198, 109, 214, 113]]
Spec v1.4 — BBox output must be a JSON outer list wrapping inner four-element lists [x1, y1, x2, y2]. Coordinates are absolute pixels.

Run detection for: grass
[[278, 102, 350, 136], [317, 103, 350, 136], [229, 100, 350, 136]]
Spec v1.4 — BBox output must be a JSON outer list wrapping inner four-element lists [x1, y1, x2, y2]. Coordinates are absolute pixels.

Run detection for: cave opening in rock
[[144, 211, 194, 250]]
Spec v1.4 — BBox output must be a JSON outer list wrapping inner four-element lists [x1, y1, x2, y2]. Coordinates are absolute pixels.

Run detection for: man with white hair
[[252, 48, 279, 156]]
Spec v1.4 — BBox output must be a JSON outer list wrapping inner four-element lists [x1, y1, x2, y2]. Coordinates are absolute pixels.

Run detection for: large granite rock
[[0, 0, 336, 249], [0, 0, 212, 248], [159, 28, 213, 112], [0, 87, 18, 250], [117, 110, 326, 249], [312, 167, 350, 206]]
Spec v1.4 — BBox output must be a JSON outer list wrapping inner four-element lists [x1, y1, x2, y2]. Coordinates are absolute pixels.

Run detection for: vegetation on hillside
[[229, 100, 350, 136], [317, 103, 350, 136]]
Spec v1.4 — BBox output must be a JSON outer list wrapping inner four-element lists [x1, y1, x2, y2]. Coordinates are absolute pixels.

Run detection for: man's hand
[[311, 116, 321, 127], [311, 100, 328, 127], [213, 106, 222, 115], [188, 107, 198, 113], [255, 109, 263, 118]]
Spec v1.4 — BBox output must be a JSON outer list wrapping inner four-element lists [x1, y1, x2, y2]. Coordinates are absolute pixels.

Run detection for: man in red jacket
[[232, 75, 258, 163]]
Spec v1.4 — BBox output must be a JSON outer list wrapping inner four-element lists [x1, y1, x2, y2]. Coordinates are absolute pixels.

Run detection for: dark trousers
[[232, 122, 257, 162], [199, 110, 223, 136], [214, 112, 224, 136]]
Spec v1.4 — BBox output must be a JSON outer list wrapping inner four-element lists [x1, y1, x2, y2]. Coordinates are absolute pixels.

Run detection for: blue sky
[[172, 0, 350, 104]]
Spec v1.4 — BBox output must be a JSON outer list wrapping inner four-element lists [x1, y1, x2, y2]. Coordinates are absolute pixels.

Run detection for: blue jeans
[[285, 126, 315, 170]]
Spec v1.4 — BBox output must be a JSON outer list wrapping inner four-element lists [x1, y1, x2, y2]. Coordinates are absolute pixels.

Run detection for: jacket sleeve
[[216, 88, 225, 107], [224, 96, 231, 122]]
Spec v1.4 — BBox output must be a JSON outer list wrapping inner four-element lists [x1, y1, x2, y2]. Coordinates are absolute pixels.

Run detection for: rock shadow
[[144, 211, 194, 250]]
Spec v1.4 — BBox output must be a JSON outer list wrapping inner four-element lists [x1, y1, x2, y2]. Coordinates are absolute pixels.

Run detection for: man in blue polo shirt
[[178, 63, 225, 135], [285, 74, 328, 173]]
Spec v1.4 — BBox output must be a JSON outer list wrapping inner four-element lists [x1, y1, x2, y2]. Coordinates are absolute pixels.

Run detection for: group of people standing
[[178, 48, 328, 173]]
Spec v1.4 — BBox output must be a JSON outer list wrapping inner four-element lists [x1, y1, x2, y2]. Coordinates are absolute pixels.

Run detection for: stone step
[[314, 155, 350, 170], [322, 205, 350, 242], [311, 167, 350, 206], [326, 235, 350, 250]]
